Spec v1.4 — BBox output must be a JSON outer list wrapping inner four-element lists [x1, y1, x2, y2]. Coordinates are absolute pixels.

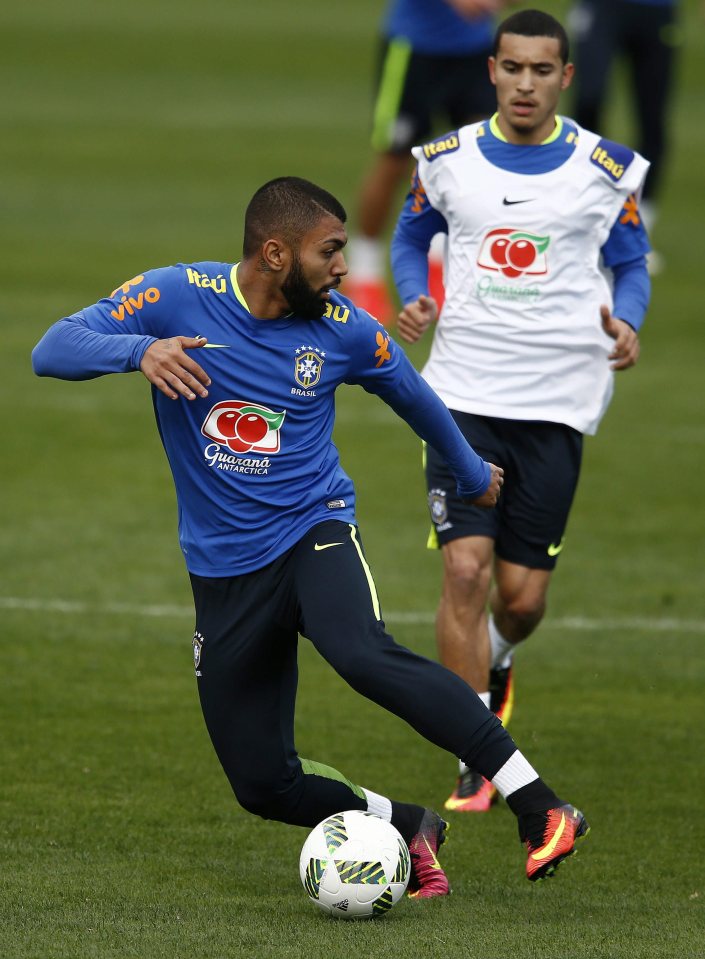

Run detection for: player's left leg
[[293, 519, 589, 883], [489, 419, 583, 676]]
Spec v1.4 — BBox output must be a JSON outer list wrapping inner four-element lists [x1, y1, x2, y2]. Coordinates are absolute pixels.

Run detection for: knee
[[232, 771, 301, 823], [495, 590, 546, 637], [442, 546, 492, 599]]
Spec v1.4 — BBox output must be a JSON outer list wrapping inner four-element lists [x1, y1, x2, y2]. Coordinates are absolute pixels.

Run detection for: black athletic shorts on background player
[[372, 38, 496, 154], [425, 412, 583, 570]]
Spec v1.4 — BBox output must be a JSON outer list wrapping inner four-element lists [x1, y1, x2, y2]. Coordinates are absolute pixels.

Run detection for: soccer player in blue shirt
[[33, 176, 588, 891]]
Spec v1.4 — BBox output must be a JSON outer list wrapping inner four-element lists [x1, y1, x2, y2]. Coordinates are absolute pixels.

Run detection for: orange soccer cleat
[[407, 809, 451, 899], [444, 768, 498, 813], [520, 803, 590, 882]]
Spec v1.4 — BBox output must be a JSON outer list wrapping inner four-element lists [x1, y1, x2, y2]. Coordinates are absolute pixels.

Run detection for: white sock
[[348, 236, 384, 281], [362, 787, 392, 821], [491, 751, 539, 800], [459, 691, 491, 775], [489, 615, 518, 670]]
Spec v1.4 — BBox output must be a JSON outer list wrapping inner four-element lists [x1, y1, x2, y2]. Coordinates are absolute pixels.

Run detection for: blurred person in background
[[345, 0, 509, 324], [570, 0, 681, 272]]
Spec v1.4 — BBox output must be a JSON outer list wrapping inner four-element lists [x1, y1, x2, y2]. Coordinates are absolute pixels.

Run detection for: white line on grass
[[2, 596, 704, 632]]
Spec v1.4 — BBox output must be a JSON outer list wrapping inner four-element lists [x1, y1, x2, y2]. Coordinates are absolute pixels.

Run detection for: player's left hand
[[600, 306, 640, 370], [465, 462, 504, 508]]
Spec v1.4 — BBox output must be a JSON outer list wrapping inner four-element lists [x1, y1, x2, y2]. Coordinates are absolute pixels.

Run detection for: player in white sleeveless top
[[391, 10, 650, 814]]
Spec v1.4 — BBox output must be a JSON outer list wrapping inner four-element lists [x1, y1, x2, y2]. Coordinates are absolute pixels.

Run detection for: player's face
[[489, 34, 574, 144], [282, 215, 348, 320]]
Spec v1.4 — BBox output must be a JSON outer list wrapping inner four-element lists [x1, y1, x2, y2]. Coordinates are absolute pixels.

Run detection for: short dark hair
[[493, 9, 570, 64], [243, 176, 347, 258]]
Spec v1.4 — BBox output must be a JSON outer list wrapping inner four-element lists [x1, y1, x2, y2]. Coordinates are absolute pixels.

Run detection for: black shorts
[[371, 38, 496, 153], [425, 412, 583, 570]]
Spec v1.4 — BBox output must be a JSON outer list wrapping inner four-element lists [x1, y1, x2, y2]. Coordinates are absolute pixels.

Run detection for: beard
[[281, 254, 327, 321]]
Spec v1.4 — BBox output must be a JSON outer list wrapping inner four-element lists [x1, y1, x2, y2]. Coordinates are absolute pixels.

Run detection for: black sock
[[505, 779, 561, 819], [390, 801, 426, 844]]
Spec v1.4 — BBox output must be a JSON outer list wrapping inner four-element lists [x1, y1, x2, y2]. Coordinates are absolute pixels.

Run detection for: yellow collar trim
[[230, 263, 250, 312], [490, 113, 563, 145]]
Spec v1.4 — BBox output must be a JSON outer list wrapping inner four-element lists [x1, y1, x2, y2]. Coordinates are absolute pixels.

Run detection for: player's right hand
[[140, 336, 211, 401], [467, 462, 504, 508], [396, 295, 438, 344]]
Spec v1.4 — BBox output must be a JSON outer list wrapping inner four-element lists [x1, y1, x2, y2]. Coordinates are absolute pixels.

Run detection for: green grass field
[[2, 1, 704, 956]]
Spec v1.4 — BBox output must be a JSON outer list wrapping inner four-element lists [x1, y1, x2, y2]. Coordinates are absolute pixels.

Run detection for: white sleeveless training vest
[[413, 121, 649, 435]]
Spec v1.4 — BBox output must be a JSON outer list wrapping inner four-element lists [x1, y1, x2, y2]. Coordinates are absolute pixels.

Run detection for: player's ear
[[560, 62, 575, 92], [488, 56, 497, 86], [261, 238, 289, 273]]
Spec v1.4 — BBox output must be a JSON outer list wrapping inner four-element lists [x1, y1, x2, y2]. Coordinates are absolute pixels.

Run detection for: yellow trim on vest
[[490, 113, 563, 145]]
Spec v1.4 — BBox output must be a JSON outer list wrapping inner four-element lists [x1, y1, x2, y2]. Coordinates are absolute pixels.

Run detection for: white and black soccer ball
[[299, 810, 410, 919]]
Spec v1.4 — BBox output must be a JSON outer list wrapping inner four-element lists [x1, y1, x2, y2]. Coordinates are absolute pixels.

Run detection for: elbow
[[31, 342, 50, 377]]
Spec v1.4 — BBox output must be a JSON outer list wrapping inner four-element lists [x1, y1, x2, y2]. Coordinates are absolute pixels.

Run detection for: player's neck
[[235, 261, 291, 320], [493, 111, 561, 146]]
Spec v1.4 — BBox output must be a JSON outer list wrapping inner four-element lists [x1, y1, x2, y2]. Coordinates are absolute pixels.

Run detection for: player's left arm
[[344, 317, 500, 504], [600, 195, 652, 370]]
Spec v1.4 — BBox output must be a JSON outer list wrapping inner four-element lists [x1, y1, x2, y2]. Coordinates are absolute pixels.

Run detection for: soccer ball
[[299, 810, 410, 919]]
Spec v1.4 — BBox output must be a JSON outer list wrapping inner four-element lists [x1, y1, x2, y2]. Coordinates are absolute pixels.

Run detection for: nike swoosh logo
[[502, 197, 535, 205], [530, 812, 566, 861], [314, 542, 344, 551], [547, 538, 565, 557], [194, 335, 231, 348], [422, 837, 443, 871]]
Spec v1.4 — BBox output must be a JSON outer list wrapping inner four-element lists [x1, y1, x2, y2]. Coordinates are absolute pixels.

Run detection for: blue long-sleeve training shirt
[[33, 264, 491, 576]]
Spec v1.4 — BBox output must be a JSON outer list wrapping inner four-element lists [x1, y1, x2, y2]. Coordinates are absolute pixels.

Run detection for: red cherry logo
[[236, 413, 268, 445], [490, 237, 510, 266], [506, 239, 537, 271], [216, 411, 240, 438], [216, 409, 269, 452]]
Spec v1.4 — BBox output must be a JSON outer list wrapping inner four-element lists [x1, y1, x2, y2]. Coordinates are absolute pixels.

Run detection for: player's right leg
[[436, 535, 500, 813], [189, 560, 450, 897], [190, 563, 368, 825], [425, 413, 504, 811]]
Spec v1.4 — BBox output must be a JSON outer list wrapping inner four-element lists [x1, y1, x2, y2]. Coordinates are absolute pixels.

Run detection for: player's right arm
[[391, 166, 447, 343], [32, 267, 210, 400]]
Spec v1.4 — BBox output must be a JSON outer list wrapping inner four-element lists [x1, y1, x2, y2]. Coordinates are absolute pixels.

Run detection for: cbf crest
[[193, 630, 204, 676], [428, 488, 451, 532], [294, 344, 326, 389]]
